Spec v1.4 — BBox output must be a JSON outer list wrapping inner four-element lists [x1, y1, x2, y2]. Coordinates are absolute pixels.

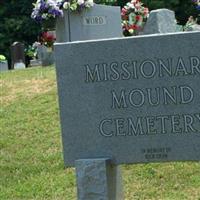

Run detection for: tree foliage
[[141, 0, 199, 25], [0, 0, 41, 67]]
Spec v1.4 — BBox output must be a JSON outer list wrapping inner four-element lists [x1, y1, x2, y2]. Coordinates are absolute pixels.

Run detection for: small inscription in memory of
[[83, 16, 107, 25], [141, 147, 171, 160]]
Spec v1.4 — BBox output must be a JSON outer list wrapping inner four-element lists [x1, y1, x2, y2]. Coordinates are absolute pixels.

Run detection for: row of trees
[[0, 0, 199, 66], [0, 1, 40, 66]]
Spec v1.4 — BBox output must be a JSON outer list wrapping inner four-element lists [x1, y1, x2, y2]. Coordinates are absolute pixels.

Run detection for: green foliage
[[136, 0, 199, 25], [0, 0, 41, 67]]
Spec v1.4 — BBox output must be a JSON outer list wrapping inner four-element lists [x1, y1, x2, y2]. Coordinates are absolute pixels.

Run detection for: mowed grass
[[0, 66, 200, 200]]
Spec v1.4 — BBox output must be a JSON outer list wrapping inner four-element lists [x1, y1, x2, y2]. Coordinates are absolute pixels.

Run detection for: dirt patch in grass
[[0, 78, 55, 105]]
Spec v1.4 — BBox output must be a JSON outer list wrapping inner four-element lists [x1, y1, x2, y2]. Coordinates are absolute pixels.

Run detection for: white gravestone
[[142, 9, 176, 35], [14, 60, 26, 70], [56, 4, 123, 42]]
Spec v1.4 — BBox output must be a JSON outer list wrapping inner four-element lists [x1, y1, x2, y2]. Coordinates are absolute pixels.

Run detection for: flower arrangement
[[40, 31, 56, 48], [192, 0, 200, 10], [31, 0, 63, 23], [184, 16, 198, 31], [121, 0, 149, 36], [58, 0, 94, 12], [0, 55, 6, 63], [24, 42, 40, 59], [31, 0, 94, 23]]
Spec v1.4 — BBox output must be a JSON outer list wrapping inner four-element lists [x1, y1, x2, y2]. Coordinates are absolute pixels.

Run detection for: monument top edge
[[54, 31, 200, 47]]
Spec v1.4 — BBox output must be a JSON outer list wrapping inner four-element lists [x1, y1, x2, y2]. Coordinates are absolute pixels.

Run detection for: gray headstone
[[0, 61, 8, 72], [37, 45, 54, 66], [142, 9, 176, 35], [10, 42, 25, 69], [75, 159, 123, 200], [56, 4, 122, 42], [54, 32, 200, 167]]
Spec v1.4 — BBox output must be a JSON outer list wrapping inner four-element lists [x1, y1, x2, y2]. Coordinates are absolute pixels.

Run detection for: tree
[[0, 0, 41, 68], [133, 0, 199, 25]]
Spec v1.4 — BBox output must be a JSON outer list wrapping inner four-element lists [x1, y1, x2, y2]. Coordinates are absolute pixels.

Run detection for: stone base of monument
[[30, 59, 42, 67], [0, 61, 8, 72], [75, 158, 123, 200]]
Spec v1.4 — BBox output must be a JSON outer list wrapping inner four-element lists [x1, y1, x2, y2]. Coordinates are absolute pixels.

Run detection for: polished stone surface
[[55, 32, 200, 167], [56, 4, 122, 42]]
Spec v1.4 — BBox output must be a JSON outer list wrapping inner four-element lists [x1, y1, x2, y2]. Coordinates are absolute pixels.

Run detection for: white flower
[[85, 0, 94, 7], [128, 29, 134, 34], [128, 3, 135, 9], [32, 42, 40, 48], [63, 2, 70, 9], [77, 0, 84, 5], [42, 13, 48, 19]]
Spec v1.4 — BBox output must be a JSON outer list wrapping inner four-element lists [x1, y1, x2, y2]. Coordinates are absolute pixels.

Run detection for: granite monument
[[55, 31, 200, 167], [56, 4, 122, 42]]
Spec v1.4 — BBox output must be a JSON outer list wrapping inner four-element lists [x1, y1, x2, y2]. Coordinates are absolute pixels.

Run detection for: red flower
[[40, 31, 56, 47], [130, 24, 139, 30], [135, 15, 141, 21]]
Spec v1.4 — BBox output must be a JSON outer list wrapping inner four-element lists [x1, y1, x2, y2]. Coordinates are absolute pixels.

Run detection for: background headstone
[[37, 45, 54, 66], [0, 60, 8, 72], [30, 59, 42, 67], [142, 9, 176, 34], [56, 4, 123, 42], [10, 42, 25, 69], [14, 60, 25, 70]]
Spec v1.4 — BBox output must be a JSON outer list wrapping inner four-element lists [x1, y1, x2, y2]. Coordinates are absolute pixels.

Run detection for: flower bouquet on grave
[[184, 16, 198, 31], [31, 0, 94, 30], [57, 0, 94, 12], [40, 31, 56, 51], [193, 0, 200, 11], [31, 0, 63, 30], [121, 0, 149, 36], [192, 0, 200, 23]]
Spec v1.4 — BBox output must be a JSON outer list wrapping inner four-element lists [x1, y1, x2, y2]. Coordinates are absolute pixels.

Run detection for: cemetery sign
[[54, 32, 200, 167]]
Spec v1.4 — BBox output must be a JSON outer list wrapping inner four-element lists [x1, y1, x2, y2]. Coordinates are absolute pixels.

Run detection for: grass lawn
[[0, 66, 200, 200]]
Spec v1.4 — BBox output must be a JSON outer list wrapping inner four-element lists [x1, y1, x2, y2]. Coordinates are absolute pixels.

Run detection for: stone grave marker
[[37, 45, 54, 66], [10, 42, 25, 69], [0, 60, 8, 72], [30, 59, 42, 67], [54, 31, 200, 199], [142, 9, 177, 35], [56, 4, 122, 42]]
